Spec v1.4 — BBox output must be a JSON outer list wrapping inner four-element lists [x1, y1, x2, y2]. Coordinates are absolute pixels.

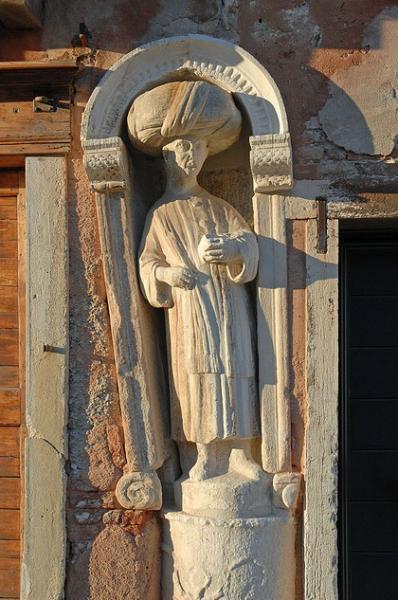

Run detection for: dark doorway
[[340, 225, 398, 600]]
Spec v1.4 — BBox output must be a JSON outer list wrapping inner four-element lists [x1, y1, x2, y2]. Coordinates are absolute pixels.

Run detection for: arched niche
[[82, 35, 287, 138], [82, 35, 293, 509], [82, 35, 293, 194]]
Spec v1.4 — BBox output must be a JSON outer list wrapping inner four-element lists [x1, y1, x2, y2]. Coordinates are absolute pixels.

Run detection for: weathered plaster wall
[[1, 1, 398, 598]]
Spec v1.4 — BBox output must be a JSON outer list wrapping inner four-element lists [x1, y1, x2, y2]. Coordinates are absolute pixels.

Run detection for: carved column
[[250, 132, 302, 507], [250, 133, 293, 474], [84, 136, 167, 510]]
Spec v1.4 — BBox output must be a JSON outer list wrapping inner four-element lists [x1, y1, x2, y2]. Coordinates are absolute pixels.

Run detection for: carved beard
[[178, 152, 197, 175]]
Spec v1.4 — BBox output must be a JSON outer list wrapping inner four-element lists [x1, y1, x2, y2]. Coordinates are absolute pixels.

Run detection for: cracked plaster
[[319, 6, 398, 156], [138, 0, 239, 45]]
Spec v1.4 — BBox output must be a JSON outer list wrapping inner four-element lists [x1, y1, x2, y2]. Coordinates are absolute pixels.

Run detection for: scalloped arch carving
[[82, 35, 289, 143]]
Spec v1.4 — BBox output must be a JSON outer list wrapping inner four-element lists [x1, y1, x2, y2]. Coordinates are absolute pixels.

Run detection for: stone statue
[[129, 81, 265, 488], [84, 38, 300, 599]]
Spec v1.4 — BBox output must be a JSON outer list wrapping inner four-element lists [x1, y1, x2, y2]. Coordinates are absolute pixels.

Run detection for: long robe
[[139, 193, 260, 443]]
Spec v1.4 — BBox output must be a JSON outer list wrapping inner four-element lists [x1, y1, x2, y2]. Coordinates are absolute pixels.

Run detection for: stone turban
[[127, 80, 242, 156]]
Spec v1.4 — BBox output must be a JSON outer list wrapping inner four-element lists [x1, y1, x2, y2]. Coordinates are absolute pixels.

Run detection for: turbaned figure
[[129, 80, 263, 482]]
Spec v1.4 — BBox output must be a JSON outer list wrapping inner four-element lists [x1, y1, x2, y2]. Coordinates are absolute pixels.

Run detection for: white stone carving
[[116, 471, 163, 511], [253, 193, 292, 475], [81, 35, 290, 142], [82, 36, 294, 486], [131, 82, 267, 500], [123, 77, 296, 598], [84, 136, 168, 510], [273, 472, 302, 512], [85, 136, 130, 191], [250, 133, 293, 193], [82, 38, 298, 597]]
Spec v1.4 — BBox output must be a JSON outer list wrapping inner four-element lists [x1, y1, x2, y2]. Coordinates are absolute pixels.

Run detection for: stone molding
[[253, 192, 292, 474], [304, 220, 339, 600], [84, 137, 167, 510]]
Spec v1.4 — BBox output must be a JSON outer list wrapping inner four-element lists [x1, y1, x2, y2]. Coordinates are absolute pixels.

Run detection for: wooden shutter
[[0, 170, 24, 599]]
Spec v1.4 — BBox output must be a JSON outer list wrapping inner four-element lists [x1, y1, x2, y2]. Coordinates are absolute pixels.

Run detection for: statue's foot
[[188, 444, 216, 481], [229, 448, 264, 480], [188, 460, 212, 481]]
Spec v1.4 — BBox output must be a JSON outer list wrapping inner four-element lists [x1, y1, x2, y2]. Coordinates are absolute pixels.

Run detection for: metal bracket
[[90, 181, 127, 193], [316, 196, 328, 253], [33, 96, 57, 113], [43, 344, 65, 354]]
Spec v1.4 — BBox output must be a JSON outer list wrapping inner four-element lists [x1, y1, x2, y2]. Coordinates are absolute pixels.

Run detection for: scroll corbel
[[273, 472, 303, 512]]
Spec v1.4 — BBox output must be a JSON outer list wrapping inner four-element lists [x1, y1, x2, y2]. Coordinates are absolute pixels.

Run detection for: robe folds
[[139, 194, 260, 443]]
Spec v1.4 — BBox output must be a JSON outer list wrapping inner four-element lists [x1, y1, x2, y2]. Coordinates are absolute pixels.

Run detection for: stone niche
[[82, 35, 299, 600]]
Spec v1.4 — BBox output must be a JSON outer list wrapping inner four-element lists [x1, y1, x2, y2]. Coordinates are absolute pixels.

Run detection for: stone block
[[162, 511, 296, 600], [178, 471, 271, 520]]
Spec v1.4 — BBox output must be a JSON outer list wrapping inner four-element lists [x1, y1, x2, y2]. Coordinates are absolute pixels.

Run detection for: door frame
[[285, 187, 398, 600], [0, 59, 75, 599], [0, 159, 69, 600], [21, 157, 68, 600]]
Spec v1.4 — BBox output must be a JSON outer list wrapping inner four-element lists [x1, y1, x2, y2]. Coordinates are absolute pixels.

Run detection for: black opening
[[339, 222, 398, 600]]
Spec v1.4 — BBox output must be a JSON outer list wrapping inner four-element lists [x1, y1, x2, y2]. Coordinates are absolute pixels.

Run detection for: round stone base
[[161, 510, 296, 600], [175, 471, 271, 519]]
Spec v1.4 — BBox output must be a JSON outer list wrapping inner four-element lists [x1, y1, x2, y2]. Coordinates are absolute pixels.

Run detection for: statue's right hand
[[156, 266, 196, 290]]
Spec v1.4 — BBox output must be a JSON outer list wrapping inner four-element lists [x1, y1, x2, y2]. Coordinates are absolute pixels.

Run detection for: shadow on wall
[[258, 236, 338, 291], [257, 234, 337, 388], [318, 79, 373, 154], [309, 0, 398, 49], [236, 1, 398, 178]]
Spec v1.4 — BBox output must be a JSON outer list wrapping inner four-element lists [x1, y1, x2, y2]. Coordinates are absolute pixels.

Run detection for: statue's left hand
[[198, 234, 240, 264]]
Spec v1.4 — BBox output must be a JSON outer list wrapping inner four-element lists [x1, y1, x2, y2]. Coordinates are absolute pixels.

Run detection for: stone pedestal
[[162, 510, 296, 600], [175, 470, 272, 520]]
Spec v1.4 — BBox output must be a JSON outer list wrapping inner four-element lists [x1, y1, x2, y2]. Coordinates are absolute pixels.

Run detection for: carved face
[[163, 138, 208, 177]]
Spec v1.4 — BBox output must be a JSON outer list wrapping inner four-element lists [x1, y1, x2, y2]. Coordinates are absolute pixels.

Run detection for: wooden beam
[[0, 143, 70, 157], [0, 61, 76, 70], [0, 61, 78, 87]]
